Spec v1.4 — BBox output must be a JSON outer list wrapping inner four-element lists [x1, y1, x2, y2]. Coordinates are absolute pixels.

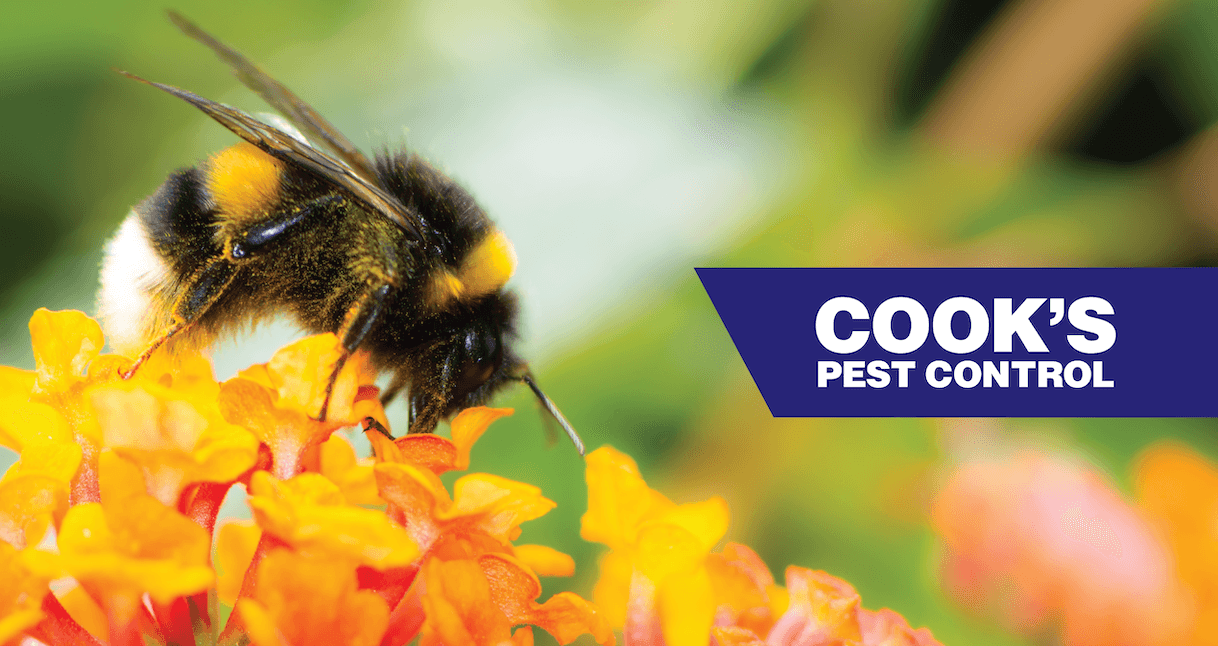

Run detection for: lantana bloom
[[1, 309, 939, 646]]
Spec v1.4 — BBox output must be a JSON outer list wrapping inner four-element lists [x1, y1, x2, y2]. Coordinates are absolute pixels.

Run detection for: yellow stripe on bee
[[206, 142, 283, 219], [425, 230, 517, 308], [427, 271, 466, 306], [459, 230, 517, 297]]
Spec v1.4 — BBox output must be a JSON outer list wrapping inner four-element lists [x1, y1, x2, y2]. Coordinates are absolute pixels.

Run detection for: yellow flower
[[216, 519, 262, 606], [89, 380, 259, 507], [247, 470, 418, 569], [0, 441, 80, 548], [581, 446, 728, 646], [0, 542, 53, 645], [57, 496, 213, 628], [237, 549, 390, 646], [369, 407, 610, 646], [0, 366, 70, 451], [219, 334, 382, 478], [18, 310, 132, 505], [318, 434, 382, 506], [583, 446, 942, 646]]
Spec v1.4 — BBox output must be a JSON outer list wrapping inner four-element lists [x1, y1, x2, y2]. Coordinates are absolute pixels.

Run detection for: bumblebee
[[98, 13, 583, 453]]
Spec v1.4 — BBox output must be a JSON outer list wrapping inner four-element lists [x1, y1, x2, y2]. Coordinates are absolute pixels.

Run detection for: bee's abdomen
[[138, 167, 220, 269], [98, 166, 220, 355]]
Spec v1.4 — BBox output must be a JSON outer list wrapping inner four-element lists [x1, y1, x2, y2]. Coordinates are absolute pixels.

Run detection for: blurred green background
[[5, 0, 1218, 644]]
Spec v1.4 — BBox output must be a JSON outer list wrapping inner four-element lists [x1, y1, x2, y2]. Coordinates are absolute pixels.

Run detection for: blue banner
[[696, 268, 1218, 417]]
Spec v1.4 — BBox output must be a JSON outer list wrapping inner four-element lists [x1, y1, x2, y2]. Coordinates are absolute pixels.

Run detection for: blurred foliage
[[6, 0, 1218, 644]]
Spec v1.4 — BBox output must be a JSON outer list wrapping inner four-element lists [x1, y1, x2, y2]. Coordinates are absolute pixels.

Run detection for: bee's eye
[[451, 327, 503, 403], [462, 327, 500, 366]]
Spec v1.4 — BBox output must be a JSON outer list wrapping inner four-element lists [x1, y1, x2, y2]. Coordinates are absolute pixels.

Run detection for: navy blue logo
[[696, 268, 1218, 416]]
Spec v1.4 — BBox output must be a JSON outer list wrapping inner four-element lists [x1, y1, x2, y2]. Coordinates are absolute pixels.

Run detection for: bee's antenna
[[519, 373, 585, 457]]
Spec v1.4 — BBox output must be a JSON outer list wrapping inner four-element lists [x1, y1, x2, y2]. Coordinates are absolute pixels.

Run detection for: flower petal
[[419, 558, 511, 646], [57, 498, 214, 610], [239, 549, 389, 646], [657, 568, 715, 646], [0, 441, 80, 547], [513, 544, 575, 578], [248, 471, 418, 569], [0, 542, 53, 643], [443, 474, 556, 542], [0, 367, 70, 450], [710, 626, 765, 646], [92, 383, 259, 506], [581, 446, 673, 550], [377, 407, 513, 474], [858, 608, 943, 646], [479, 553, 615, 645], [264, 335, 374, 422], [29, 309, 104, 394], [217, 520, 262, 606], [319, 435, 382, 506], [766, 568, 862, 645], [57, 584, 109, 642], [449, 407, 513, 471]]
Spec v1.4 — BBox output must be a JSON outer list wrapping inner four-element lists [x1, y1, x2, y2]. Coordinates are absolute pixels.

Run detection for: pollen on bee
[[206, 142, 283, 219]]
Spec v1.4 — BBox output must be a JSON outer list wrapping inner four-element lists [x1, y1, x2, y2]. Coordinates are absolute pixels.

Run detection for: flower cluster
[[1, 308, 940, 646], [0, 309, 610, 646]]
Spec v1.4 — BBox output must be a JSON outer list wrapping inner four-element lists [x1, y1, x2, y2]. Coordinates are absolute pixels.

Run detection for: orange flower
[[367, 406, 508, 473], [373, 408, 556, 556], [1136, 442, 1218, 646], [933, 451, 1191, 646], [370, 408, 611, 646], [237, 549, 390, 646], [219, 334, 382, 478], [416, 554, 612, 646]]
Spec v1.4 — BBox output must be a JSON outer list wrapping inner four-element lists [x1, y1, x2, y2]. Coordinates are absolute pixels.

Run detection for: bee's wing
[[122, 72, 428, 244], [166, 11, 382, 189]]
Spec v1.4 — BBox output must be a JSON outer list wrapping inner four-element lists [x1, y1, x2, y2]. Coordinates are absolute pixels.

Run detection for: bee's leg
[[361, 416, 395, 441], [229, 195, 344, 259], [407, 392, 422, 432], [317, 284, 394, 421], [406, 355, 454, 435], [122, 258, 238, 379], [123, 196, 344, 379]]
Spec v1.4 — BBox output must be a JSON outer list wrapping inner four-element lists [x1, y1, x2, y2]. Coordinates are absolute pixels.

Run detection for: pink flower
[[933, 452, 1192, 646]]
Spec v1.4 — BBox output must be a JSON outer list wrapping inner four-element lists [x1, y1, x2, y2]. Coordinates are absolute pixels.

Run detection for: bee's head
[[407, 291, 517, 429], [414, 291, 583, 454], [447, 293, 516, 408]]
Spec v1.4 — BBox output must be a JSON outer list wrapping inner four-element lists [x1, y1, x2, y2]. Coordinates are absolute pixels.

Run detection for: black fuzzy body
[[132, 149, 521, 433]]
